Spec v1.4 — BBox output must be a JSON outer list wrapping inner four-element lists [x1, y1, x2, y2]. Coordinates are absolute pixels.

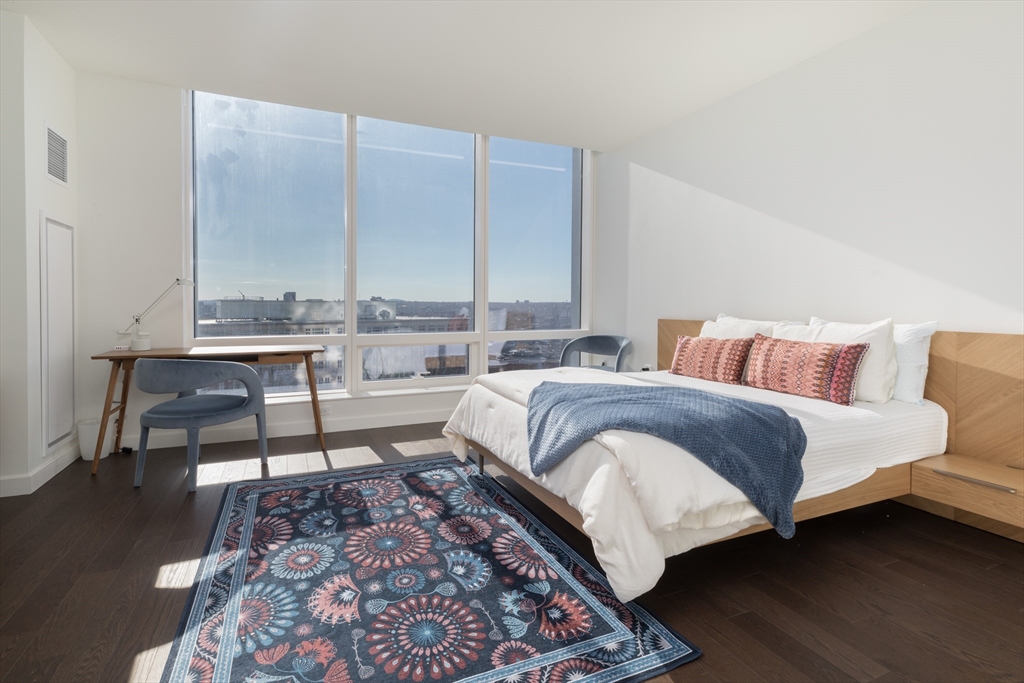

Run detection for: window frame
[[183, 92, 593, 399]]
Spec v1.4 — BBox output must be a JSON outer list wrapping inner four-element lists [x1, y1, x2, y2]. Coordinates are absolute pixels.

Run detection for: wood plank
[[0, 632, 37, 675], [826, 516, 1024, 609], [730, 611, 857, 683], [789, 540, 1023, 679], [743, 572, 983, 683], [885, 499, 1023, 568], [0, 571, 118, 681], [49, 465, 192, 683], [810, 536, 1024, 650], [715, 576, 889, 682], [0, 467, 126, 623], [661, 661, 718, 683], [668, 591, 816, 682], [656, 596, 768, 683], [0, 460, 98, 554], [106, 537, 207, 682]]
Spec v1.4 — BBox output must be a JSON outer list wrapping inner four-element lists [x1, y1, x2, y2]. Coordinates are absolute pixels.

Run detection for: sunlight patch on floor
[[195, 459, 227, 487], [328, 446, 383, 469], [191, 447, 384, 486], [155, 557, 202, 589], [128, 641, 173, 682], [392, 438, 452, 457]]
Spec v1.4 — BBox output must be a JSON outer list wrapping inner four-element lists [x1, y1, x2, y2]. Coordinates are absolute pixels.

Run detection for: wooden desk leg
[[303, 353, 328, 454], [114, 360, 134, 453], [92, 360, 122, 475]]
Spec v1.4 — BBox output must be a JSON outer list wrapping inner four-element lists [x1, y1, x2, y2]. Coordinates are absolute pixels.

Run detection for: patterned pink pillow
[[743, 334, 869, 406], [670, 335, 756, 385]]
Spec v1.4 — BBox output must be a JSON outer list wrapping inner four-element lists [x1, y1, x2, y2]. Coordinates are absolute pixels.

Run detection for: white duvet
[[443, 368, 947, 602]]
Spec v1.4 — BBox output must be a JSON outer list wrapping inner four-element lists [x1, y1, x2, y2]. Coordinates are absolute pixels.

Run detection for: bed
[[442, 319, 1017, 602]]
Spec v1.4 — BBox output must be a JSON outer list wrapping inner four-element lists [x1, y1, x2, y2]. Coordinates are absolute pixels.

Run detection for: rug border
[[466, 466, 704, 678], [160, 455, 702, 682], [161, 478, 233, 683]]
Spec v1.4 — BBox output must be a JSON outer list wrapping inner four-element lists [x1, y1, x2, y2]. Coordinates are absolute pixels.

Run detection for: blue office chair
[[559, 335, 633, 372], [134, 359, 268, 492]]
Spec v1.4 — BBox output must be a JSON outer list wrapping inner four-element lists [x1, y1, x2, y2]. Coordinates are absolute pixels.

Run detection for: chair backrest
[[559, 335, 633, 372], [135, 359, 264, 403]]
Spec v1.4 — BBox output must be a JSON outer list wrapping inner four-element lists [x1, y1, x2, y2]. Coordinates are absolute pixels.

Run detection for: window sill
[[263, 383, 471, 406]]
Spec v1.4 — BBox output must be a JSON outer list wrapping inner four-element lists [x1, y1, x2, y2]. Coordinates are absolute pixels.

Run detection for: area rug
[[162, 457, 700, 683]]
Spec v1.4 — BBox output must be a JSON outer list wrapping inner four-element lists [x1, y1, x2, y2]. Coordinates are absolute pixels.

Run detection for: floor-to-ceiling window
[[190, 91, 589, 395]]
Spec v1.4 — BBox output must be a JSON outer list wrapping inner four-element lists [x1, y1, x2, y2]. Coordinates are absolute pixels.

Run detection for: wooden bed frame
[[470, 319, 1023, 543]]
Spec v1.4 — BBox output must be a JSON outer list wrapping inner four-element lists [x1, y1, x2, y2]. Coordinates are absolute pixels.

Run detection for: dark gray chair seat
[[134, 359, 268, 492], [143, 394, 247, 426], [559, 335, 633, 372]]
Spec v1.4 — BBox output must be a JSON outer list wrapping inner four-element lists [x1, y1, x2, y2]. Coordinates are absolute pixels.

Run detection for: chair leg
[[186, 428, 200, 492], [256, 411, 268, 465], [134, 426, 150, 487]]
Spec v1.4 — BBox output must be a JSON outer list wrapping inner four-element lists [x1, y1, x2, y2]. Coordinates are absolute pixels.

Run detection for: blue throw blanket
[[527, 382, 807, 537]]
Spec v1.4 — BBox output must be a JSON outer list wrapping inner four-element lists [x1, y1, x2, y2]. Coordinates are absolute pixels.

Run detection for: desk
[[89, 345, 328, 475]]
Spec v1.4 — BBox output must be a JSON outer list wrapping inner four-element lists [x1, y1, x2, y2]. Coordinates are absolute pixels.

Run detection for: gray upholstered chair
[[559, 335, 633, 372], [134, 359, 268, 492]]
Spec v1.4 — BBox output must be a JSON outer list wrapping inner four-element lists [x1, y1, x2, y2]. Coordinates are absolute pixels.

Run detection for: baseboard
[[116, 406, 457, 451], [1, 401, 460, 497], [0, 438, 82, 497]]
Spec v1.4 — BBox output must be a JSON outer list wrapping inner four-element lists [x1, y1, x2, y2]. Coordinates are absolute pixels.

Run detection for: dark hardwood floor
[[1, 423, 1021, 682]]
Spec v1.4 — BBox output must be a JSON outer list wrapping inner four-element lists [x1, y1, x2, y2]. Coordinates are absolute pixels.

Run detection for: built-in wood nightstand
[[909, 454, 1024, 538]]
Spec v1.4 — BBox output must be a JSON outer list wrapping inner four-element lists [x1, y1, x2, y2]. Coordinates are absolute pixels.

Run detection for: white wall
[[1, 10, 30, 485], [75, 73, 188, 450], [74, 73, 463, 453], [0, 11, 79, 496], [595, 0, 1024, 368]]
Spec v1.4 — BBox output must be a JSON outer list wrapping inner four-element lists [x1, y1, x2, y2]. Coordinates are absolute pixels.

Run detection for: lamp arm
[[120, 278, 190, 334]]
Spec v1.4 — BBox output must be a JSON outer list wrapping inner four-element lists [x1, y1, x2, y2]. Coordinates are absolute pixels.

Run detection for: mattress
[[443, 367, 947, 602]]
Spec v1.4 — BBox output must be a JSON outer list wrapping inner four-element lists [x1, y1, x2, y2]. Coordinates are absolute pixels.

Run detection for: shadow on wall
[[613, 0, 1023, 320], [622, 161, 1024, 367]]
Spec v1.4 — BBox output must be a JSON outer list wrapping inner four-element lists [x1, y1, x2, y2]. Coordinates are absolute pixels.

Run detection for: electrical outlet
[[319, 405, 331, 417]]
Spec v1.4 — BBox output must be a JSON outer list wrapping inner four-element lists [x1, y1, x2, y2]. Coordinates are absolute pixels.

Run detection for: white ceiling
[[2, 0, 924, 151]]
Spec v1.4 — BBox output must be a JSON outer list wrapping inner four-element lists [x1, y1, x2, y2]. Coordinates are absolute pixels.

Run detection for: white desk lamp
[[120, 278, 194, 351]]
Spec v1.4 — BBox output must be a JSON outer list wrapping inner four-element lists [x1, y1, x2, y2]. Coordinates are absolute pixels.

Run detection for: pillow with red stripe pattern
[[743, 333, 869, 406], [670, 335, 755, 385]]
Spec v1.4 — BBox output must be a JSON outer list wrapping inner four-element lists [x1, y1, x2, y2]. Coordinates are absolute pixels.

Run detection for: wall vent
[[46, 126, 68, 185]]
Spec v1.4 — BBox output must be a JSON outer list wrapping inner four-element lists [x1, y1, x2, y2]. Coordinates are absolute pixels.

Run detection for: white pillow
[[700, 319, 775, 338], [773, 318, 897, 404], [891, 322, 940, 404], [700, 315, 802, 339]]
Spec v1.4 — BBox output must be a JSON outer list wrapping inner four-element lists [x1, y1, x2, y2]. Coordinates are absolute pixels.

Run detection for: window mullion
[[581, 149, 594, 334], [183, 90, 196, 346], [345, 113, 359, 393], [474, 134, 489, 378]]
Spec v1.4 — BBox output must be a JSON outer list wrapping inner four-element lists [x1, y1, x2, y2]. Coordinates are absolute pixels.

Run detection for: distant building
[[195, 293, 574, 389]]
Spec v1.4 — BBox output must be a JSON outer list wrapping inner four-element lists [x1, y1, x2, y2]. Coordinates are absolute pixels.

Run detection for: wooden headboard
[[657, 319, 1024, 468]]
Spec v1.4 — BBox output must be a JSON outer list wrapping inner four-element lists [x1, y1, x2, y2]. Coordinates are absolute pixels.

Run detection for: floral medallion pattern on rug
[[162, 457, 699, 683]]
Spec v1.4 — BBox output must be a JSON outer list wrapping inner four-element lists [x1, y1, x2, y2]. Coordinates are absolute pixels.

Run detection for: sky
[[194, 92, 579, 305]]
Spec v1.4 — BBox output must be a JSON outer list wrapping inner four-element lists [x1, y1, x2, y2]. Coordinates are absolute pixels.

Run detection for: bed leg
[[477, 451, 485, 474]]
